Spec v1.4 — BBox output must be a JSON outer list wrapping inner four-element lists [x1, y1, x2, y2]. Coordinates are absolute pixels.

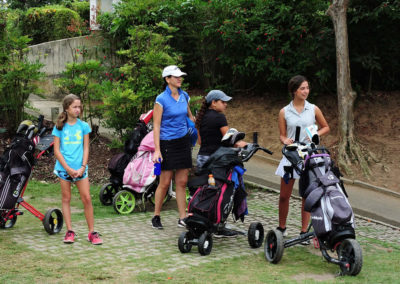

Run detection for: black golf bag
[[187, 147, 247, 227], [300, 152, 355, 246], [0, 135, 35, 210], [108, 120, 149, 185]]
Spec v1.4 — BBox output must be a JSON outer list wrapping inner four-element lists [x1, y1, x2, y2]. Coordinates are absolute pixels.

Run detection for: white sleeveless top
[[284, 100, 315, 143]]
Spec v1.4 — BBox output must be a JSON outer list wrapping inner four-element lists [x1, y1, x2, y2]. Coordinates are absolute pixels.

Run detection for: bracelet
[[81, 165, 86, 168]]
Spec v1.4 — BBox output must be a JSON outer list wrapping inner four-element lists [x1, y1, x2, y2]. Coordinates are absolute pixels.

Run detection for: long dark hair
[[56, 94, 82, 130], [288, 75, 308, 98], [195, 99, 211, 130]]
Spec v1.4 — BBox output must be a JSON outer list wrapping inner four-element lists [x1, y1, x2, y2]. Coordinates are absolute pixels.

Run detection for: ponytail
[[56, 111, 68, 130], [195, 99, 210, 130]]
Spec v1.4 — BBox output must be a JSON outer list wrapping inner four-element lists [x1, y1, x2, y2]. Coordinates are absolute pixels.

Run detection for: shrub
[[0, 11, 44, 134], [22, 6, 82, 44]]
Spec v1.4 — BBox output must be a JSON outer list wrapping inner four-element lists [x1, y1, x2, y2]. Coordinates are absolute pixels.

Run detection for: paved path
[[11, 190, 400, 275], [27, 94, 400, 227]]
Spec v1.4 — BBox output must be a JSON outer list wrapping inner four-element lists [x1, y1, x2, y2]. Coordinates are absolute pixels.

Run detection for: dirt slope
[[224, 91, 399, 191]]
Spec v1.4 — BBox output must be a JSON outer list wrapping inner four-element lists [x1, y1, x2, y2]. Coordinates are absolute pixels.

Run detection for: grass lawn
[[0, 180, 399, 283]]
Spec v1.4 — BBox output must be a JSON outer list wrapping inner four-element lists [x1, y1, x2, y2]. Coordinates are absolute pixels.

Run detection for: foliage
[[22, 5, 84, 44], [6, 0, 63, 10], [99, 0, 400, 95], [348, 0, 400, 91], [102, 22, 182, 138], [55, 49, 106, 132], [65, 0, 90, 22], [0, 10, 44, 134]]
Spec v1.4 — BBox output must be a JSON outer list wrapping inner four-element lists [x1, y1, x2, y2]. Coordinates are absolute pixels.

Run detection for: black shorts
[[160, 134, 192, 170]]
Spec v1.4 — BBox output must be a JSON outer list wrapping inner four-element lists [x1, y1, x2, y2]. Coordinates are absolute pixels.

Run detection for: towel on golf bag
[[302, 154, 354, 237], [0, 135, 35, 209], [123, 131, 156, 193]]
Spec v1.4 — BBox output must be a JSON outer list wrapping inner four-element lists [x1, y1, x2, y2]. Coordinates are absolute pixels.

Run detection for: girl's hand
[[77, 167, 85, 177], [283, 138, 294, 145], [67, 168, 78, 178], [153, 150, 163, 163]]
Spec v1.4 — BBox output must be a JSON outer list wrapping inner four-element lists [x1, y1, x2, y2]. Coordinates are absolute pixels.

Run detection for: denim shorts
[[54, 166, 88, 182]]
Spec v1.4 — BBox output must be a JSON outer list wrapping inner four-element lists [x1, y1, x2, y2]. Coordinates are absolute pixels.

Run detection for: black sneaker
[[276, 226, 288, 237], [214, 228, 239, 238], [300, 231, 310, 245], [177, 218, 186, 228], [151, 215, 163, 229]]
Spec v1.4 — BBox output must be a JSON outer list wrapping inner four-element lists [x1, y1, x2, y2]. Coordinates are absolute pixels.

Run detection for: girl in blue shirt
[[53, 94, 102, 245]]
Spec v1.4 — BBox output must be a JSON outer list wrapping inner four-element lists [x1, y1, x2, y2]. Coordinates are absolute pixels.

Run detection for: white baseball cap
[[162, 65, 187, 78]]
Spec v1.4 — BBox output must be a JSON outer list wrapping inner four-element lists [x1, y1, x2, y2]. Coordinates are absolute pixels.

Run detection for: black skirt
[[160, 134, 192, 170]]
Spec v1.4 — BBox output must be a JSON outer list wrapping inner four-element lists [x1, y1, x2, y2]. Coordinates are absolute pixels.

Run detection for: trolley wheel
[[264, 229, 284, 264], [99, 183, 118, 206], [198, 232, 213, 256], [248, 222, 264, 248], [178, 231, 193, 253], [0, 211, 17, 229], [337, 238, 363, 276], [113, 190, 136, 214], [43, 208, 64, 235]]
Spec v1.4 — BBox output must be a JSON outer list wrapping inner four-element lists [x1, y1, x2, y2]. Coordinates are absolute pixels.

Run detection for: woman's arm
[[187, 105, 195, 122], [153, 103, 163, 163], [315, 106, 330, 137], [278, 108, 293, 145]]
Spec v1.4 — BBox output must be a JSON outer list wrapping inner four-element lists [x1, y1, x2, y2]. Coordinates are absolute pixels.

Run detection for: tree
[[327, 0, 372, 175], [0, 10, 44, 134]]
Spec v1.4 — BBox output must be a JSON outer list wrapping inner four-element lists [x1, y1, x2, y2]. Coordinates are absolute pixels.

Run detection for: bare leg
[[76, 178, 94, 232], [154, 170, 173, 216], [301, 198, 311, 232], [278, 178, 295, 229], [174, 168, 189, 219], [60, 179, 73, 231]]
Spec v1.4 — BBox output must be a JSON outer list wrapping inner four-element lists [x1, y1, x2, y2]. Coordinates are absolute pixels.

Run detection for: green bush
[[0, 11, 44, 133], [22, 6, 82, 44], [70, 1, 90, 22], [102, 22, 181, 138]]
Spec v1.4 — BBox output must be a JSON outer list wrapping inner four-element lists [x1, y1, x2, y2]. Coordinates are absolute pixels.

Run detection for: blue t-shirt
[[155, 86, 189, 140], [52, 119, 91, 171]]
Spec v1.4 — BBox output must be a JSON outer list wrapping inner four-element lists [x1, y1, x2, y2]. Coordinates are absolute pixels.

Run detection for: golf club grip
[[37, 115, 44, 130], [295, 126, 301, 142]]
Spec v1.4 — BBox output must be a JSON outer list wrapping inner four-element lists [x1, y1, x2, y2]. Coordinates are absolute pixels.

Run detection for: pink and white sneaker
[[88, 231, 103, 245], [63, 230, 76, 243]]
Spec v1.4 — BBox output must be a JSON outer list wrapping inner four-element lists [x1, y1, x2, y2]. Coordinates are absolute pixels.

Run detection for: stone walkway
[[11, 190, 400, 275]]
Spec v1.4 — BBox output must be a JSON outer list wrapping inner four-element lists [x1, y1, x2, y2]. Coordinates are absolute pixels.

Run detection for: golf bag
[[108, 119, 150, 185], [301, 153, 354, 239], [187, 147, 247, 225], [0, 135, 35, 209]]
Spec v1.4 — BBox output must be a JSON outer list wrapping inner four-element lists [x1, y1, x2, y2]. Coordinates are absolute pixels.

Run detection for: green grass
[[0, 180, 399, 283]]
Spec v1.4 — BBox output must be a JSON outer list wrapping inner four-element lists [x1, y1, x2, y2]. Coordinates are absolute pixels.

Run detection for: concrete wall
[[27, 35, 102, 76], [27, 35, 104, 99]]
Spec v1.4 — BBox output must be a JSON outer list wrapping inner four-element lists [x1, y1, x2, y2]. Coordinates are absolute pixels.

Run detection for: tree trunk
[[327, 0, 370, 176]]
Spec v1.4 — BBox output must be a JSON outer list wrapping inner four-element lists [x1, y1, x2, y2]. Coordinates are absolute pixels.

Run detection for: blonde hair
[[56, 94, 82, 130]]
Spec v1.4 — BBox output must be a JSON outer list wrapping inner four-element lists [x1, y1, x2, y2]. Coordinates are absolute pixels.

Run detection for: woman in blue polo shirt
[[151, 65, 195, 229], [275, 75, 330, 242]]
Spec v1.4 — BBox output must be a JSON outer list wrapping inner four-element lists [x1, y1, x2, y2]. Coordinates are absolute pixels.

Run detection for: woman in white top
[[275, 75, 330, 240]]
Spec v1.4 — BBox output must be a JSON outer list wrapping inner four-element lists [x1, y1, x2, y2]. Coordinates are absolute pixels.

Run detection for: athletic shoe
[[63, 230, 76, 243], [152, 215, 163, 229], [214, 228, 239, 238], [276, 226, 288, 237], [300, 231, 311, 245], [177, 218, 186, 228], [88, 231, 103, 245]]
